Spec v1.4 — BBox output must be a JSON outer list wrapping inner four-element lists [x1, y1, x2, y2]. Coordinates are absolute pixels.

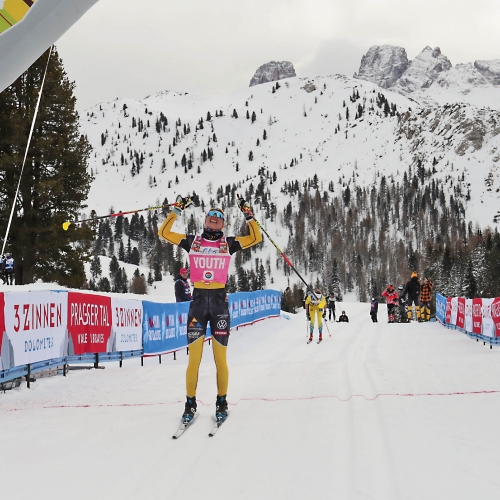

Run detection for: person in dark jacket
[[327, 292, 336, 322], [337, 311, 349, 323], [397, 285, 408, 323], [174, 267, 192, 302], [3, 253, 14, 285], [370, 297, 378, 322], [403, 272, 421, 322]]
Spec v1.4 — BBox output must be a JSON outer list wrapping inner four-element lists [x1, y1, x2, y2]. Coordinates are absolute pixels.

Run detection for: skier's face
[[205, 214, 224, 231]]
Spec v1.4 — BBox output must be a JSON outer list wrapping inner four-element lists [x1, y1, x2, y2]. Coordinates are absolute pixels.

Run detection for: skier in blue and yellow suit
[[305, 288, 327, 342]]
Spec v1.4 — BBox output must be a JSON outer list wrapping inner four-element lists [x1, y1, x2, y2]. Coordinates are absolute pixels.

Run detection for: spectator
[[337, 310, 349, 323], [4, 253, 14, 285], [370, 297, 378, 322], [174, 267, 192, 302]]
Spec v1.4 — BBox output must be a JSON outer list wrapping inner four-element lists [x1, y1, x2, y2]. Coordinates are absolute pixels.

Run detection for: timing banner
[[111, 297, 143, 352], [67, 292, 112, 355], [3, 290, 68, 367]]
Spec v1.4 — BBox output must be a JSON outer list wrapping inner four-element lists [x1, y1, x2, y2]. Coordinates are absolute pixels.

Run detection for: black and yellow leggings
[[407, 296, 421, 320], [185, 288, 230, 397]]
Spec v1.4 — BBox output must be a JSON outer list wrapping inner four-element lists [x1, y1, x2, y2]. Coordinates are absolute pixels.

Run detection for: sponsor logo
[[491, 302, 500, 318], [188, 331, 201, 339], [482, 305, 492, 319], [214, 330, 228, 336], [473, 304, 482, 316], [165, 314, 175, 327], [203, 270, 214, 281], [217, 320, 228, 329]]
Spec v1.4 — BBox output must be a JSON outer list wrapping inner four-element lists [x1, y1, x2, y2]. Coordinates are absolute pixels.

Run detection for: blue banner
[[436, 293, 446, 324]]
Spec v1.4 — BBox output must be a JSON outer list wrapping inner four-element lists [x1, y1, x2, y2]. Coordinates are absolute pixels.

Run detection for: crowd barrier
[[435, 292, 500, 346], [0, 289, 281, 385]]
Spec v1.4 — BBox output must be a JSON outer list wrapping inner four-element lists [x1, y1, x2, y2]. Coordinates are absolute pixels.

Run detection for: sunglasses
[[207, 209, 225, 220]]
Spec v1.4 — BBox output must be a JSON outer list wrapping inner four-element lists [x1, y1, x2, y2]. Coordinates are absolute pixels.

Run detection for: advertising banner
[[67, 292, 112, 355], [436, 293, 446, 324], [481, 298, 495, 337], [491, 297, 500, 337], [450, 297, 458, 326], [472, 298, 483, 334], [142, 301, 191, 355], [3, 290, 68, 367], [464, 299, 473, 333], [455, 298, 465, 329], [111, 297, 143, 352], [445, 297, 452, 324]]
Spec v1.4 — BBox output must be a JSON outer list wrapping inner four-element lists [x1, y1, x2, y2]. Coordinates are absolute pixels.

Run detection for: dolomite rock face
[[391, 46, 452, 93], [249, 61, 296, 87], [354, 45, 409, 89], [474, 60, 500, 86]]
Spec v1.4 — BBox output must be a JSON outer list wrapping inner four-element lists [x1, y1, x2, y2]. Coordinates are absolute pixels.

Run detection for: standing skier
[[158, 195, 262, 424], [305, 288, 326, 342], [370, 297, 378, 322], [420, 278, 433, 322], [327, 292, 336, 322], [3, 253, 14, 285], [403, 272, 421, 322], [382, 285, 399, 323]]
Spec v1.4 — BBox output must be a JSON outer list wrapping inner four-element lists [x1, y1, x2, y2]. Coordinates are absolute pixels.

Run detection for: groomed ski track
[[2, 302, 500, 499]]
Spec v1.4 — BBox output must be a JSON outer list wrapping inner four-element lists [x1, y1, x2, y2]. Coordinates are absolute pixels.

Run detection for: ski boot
[[182, 396, 197, 423], [216, 394, 228, 423]]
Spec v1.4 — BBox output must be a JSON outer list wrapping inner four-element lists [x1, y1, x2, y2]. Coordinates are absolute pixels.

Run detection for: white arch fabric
[[0, 0, 99, 92]]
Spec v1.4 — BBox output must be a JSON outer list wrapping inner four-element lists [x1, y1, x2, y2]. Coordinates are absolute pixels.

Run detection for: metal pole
[[27, 364, 31, 389]]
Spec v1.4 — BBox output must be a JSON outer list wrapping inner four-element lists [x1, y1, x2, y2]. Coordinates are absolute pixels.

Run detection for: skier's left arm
[[228, 197, 262, 253]]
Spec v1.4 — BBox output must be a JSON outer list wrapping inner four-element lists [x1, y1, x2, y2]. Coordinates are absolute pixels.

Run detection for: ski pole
[[62, 202, 181, 231], [323, 313, 332, 337], [241, 200, 316, 299]]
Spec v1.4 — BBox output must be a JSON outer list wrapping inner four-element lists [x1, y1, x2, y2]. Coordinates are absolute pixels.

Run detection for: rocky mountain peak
[[249, 61, 296, 87], [354, 45, 409, 89]]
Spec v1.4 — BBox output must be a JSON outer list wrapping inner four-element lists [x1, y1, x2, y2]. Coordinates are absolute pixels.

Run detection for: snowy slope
[[2, 303, 500, 499]]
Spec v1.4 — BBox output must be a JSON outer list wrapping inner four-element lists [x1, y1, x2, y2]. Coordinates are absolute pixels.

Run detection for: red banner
[[456, 297, 466, 330], [491, 297, 500, 337], [67, 292, 112, 355], [472, 298, 483, 335], [445, 297, 452, 324]]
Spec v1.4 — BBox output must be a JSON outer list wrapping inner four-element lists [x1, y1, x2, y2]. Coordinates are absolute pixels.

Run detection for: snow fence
[[436, 292, 500, 346], [0, 289, 281, 384]]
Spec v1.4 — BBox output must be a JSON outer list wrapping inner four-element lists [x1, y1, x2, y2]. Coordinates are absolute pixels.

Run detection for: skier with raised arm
[[305, 288, 327, 343], [158, 195, 262, 427]]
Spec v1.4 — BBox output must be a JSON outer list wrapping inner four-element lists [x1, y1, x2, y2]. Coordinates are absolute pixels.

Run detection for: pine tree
[[0, 48, 93, 286]]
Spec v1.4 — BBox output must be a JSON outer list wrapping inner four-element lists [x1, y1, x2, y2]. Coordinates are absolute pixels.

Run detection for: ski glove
[[237, 196, 253, 221], [173, 195, 192, 215]]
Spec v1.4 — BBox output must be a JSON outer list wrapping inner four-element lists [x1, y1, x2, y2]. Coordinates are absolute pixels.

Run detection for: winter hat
[[180, 267, 188, 274], [398, 285, 404, 290], [371, 297, 375, 302], [387, 284, 394, 291], [411, 272, 418, 278]]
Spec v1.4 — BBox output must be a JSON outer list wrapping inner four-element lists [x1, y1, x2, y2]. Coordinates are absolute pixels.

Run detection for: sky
[[55, 0, 500, 113]]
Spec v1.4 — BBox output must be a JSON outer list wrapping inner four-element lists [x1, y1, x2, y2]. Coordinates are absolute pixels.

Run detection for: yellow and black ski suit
[[305, 293, 327, 337], [158, 212, 262, 398]]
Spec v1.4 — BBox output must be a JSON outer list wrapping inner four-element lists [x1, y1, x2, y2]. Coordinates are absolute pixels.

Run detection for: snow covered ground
[[1, 301, 500, 499]]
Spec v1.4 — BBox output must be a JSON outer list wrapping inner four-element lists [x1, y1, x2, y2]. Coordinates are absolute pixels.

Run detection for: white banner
[[110, 297, 143, 351], [481, 298, 495, 337], [465, 299, 473, 333], [450, 297, 458, 326], [4, 290, 68, 367]]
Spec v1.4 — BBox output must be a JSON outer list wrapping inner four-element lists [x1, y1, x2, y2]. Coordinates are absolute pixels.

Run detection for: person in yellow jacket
[[305, 288, 327, 342], [158, 195, 262, 424]]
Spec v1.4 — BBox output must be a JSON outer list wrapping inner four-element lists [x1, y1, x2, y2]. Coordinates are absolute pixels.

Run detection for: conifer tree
[[0, 47, 93, 286]]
